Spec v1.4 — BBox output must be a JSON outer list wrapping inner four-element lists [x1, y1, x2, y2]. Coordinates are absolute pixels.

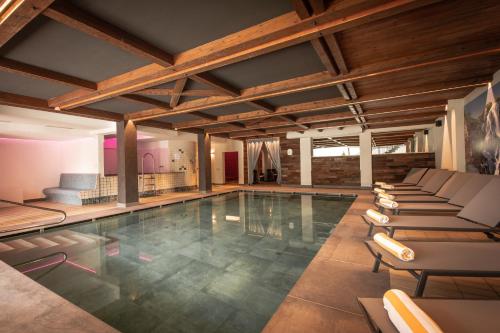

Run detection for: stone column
[[117, 120, 139, 207], [198, 132, 212, 192], [299, 137, 312, 186], [448, 99, 466, 171], [359, 131, 372, 187]]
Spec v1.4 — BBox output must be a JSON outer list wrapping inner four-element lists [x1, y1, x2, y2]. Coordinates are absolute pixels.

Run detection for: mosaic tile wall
[[81, 144, 198, 204]]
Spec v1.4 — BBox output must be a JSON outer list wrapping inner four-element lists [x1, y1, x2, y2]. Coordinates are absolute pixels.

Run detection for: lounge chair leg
[[379, 207, 385, 214], [388, 228, 395, 238], [372, 254, 382, 273], [367, 223, 374, 237], [414, 272, 428, 297]]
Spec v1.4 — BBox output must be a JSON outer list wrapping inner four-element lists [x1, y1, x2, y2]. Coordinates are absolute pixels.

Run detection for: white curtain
[[247, 141, 263, 184], [264, 138, 282, 184]]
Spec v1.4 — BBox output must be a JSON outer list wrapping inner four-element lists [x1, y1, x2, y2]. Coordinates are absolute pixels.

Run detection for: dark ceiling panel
[[207, 42, 326, 89], [0, 71, 75, 99], [87, 98, 145, 114], [1, 16, 149, 82], [159, 114, 200, 123], [292, 107, 353, 119], [70, 0, 292, 54], [202, 103, 256, 117], [263, 86, 343, 107]]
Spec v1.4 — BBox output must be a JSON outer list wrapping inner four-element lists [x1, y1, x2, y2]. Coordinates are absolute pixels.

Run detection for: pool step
[[0, 242, 15, 252], [5, 239, 38, 251], [51, 235, 78, 247], [67, 233, 97, 244], [29, 237, 59, 249]]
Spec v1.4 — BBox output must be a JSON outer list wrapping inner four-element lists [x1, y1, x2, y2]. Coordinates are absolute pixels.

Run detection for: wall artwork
[[464, 82, 500, 175]]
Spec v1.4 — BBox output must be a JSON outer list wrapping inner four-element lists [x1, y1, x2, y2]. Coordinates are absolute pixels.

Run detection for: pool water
[[0, 191, 354, 333]]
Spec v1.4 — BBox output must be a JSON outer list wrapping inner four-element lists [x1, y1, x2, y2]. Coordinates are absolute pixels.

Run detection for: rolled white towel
[[379, 198, 398, 208], [374, 188, 385, 194], [381, 184, 395, 190], [378, 192, 395, 200], [375, 181, 386, 186], [374, 233, 415, 261], [366, 209, 389, 224], [383, 289, 443, 333]]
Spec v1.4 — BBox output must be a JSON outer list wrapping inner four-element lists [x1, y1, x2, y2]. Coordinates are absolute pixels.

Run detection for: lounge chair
[[372, 169, 437, 194], [376, 174, 495, 215], [358, 297, 500, 333], [383, 170, 455, 196], [386, 172, 472, 203], [378, 169, 440, 192], [363, 177, 500, 237], [365, 240, 500, 296], [376, 168, 429, 187]]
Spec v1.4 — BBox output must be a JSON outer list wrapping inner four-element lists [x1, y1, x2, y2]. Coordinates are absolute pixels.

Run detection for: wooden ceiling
[[312, 129, 418, 148], [1, 0, 499, 139]]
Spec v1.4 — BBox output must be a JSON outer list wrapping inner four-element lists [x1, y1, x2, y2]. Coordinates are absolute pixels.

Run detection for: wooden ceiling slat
[[47, 0, 438, 109]]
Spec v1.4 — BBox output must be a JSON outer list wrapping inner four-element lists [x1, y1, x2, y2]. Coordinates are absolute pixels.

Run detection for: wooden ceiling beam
[[172, 81, 480, 129], [43, 1, 174, 66], [169, 78, 188, 108], [48, 0, 439, 109], [122, 47, 498, 121], [0, 57, 96, 89], [0, 57, 176, 112], [0, 0, 55, 47], [42, 1, 241, 100], [136, 88, 227, 97], [225, 110, 446, 138], [0, 91, 122, 121], [292, 0, 362, 122]]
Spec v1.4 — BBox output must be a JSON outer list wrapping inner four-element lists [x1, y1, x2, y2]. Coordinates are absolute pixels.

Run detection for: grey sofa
[[43, 173, 99, 205]]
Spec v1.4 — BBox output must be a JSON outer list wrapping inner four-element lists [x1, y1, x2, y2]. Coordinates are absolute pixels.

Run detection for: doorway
[[224, 151, 239, 183]]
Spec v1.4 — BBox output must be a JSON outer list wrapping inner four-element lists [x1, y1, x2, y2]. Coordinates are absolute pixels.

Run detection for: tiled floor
[[1, 184, 498, 332]]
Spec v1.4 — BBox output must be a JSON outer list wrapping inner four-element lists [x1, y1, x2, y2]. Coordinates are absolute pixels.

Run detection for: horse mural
[[481, 85, 500, 175]]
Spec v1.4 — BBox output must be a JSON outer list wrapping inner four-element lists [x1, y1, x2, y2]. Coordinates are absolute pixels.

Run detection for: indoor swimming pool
[[0, 191, 354, 333]]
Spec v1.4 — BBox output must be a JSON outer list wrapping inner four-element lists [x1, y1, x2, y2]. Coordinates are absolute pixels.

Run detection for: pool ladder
[[140, 153, 157, 197]]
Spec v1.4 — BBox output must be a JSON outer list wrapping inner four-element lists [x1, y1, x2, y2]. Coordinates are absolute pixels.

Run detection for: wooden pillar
[[117, 120, 139, 207], [197, 132, 212, 193]]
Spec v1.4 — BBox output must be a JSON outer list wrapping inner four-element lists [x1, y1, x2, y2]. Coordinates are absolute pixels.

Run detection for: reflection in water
[[0, 192, 353, 333]]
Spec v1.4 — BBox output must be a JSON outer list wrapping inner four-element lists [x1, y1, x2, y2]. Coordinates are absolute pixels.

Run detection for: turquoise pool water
[[0, 191, 354, 333]]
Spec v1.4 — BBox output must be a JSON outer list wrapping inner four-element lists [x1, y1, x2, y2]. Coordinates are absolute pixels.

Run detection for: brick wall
[[372, 152, 435, 183], [280, 137, 301, 185], [312, 156, 361, 186]]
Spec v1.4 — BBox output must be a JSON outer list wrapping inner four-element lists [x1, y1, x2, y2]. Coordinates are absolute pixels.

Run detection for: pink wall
[[0, 137, 99, 201]]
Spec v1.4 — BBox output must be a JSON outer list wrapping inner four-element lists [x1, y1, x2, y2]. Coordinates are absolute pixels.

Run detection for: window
[[313, 146, 360, 157], [372, 144, 407, 155]]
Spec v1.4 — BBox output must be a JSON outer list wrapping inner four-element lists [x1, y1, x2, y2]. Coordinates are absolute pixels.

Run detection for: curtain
[[264, 138, 282, 184], [247, 141, 263, 184]]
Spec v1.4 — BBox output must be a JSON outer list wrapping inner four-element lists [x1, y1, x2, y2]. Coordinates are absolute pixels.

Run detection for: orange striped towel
[[383, 289, 443, 333]]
